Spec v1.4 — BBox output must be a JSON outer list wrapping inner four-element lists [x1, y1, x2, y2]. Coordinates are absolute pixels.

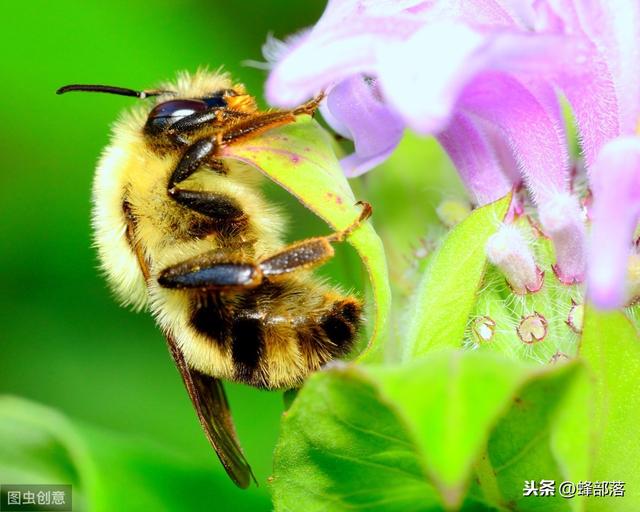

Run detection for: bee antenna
[[56, 84, 174, 99]]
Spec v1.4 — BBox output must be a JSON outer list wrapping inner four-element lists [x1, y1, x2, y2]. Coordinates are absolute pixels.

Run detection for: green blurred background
[[1, 1, 324, 509], [0, 1, 464, 510]]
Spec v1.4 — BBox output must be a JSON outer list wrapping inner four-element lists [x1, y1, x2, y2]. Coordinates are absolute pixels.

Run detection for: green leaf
[[371, 350, 528, 508], [485, 362, 589, 512], [579, 308, 640, 508], [272, 350, 586, 510], [0, 396, 270, 512], [271, 366, 442, 512], [223, 116, 391, 360], [403, 194, 512, 360]]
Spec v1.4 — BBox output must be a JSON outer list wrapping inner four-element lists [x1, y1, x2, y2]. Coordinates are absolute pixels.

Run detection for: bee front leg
[[167, 109, 251, 145], [219, 94, 324, 146], [167, 94, 325, 188]]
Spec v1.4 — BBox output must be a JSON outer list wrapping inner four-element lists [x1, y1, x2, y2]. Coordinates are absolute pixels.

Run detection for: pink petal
[[437, 113, 512, 205], [570, 0, 640, 135], [420, 0, 516, 26], [543, 0, 635, 165], [556, 51, 620, 167], [459, 71, 570, 204], [377, 22, 487, 133], [340, 148, 398, 178], [588, 136, 640, 309], [377, 21, 583, 135], [538, 192, 587, 284], [480, 121, 522, 186], [325, 76, 405, 177], [486, 224, 544, 294], [266, 15, 422, 108]]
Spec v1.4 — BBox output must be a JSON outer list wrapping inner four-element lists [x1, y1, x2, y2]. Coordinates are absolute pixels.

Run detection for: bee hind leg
[[157, 202, 371, 289], [259, 201, 372, 278]]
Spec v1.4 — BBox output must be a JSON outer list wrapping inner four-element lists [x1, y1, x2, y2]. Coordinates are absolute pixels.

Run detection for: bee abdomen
[[243, 296, 362, 389], [188, 290, 362, 389]]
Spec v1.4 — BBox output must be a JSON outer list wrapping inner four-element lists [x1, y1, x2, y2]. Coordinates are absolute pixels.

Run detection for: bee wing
[[164, 331, 255, 488]]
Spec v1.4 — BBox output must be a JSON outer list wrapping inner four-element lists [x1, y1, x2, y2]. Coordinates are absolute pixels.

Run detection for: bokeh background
[[0, 1, 463, 510]]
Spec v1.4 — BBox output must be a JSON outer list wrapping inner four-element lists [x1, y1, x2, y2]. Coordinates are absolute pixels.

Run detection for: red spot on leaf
[[325, 192, 343, 205]]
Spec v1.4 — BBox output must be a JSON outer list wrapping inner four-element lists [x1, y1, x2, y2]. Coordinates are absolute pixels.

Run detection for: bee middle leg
[[157, 202, 372, 290]]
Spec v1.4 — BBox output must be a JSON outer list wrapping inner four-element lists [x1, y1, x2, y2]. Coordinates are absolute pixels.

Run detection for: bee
[[57, 70, 371, 487]]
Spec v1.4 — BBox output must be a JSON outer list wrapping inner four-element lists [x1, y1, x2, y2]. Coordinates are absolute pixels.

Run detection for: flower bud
[[538, 192, 587, 284], [486, 224, 543, 294]]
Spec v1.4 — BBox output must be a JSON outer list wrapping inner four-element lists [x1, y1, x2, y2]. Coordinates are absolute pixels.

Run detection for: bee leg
[[168, 94, 327, 185], [168, 138, 218, 188], [158, 202, 371, 288], [158, 258, 263, 290], [218, 111, 297, 146], [167, 110, 220, 145], [168, 109, 252, 143], [168, 188, 247, 225], [259, 202, 372, 278], [217, 94, 324, 148]]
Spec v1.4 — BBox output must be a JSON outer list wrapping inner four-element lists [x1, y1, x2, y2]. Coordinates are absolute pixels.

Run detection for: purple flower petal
[[538, 192, 587, 284], [456, 71, 588, 282], [542, 0, 639, 166], [266, 12, 422, 107], [486, 224, 544, 294], [556, 51, 620, 167], [437, 112, 512, 205], [377, 21, 583, 135], [340, 148, 398, 178], [588, 136, 640, 309], [570, 0, 640, 135], [325, 76, 405, 177], [459, 71, 569, 204]]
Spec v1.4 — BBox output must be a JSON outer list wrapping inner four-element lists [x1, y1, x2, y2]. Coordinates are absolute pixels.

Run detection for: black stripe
[[231, 317, 264, 383], [320, 314, 353, 350], [190, 294, 230, 349]]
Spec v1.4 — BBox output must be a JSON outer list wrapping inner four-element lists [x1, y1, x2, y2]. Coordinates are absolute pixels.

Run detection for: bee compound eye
[[146, 99, 208, 132]]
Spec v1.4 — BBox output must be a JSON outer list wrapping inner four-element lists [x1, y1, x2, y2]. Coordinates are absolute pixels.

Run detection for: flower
[[265, 0, 640, 307], [543, 1, 640, 308]]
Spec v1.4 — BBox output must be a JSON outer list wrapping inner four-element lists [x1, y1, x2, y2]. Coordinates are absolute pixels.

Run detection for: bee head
[[143, 90, 237, 135], [56, 81, 252, 141]]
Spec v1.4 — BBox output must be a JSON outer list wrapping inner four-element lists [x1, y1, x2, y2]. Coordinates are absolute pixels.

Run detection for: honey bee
[[57, 70, 370, 487]]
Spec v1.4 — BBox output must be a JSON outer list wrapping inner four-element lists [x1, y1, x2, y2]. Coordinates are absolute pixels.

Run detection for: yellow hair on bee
[[161, 68, 233, 100], [70, 69, 366, 488], [91, 70, 363, 390], [92, 110, 150, 310]]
